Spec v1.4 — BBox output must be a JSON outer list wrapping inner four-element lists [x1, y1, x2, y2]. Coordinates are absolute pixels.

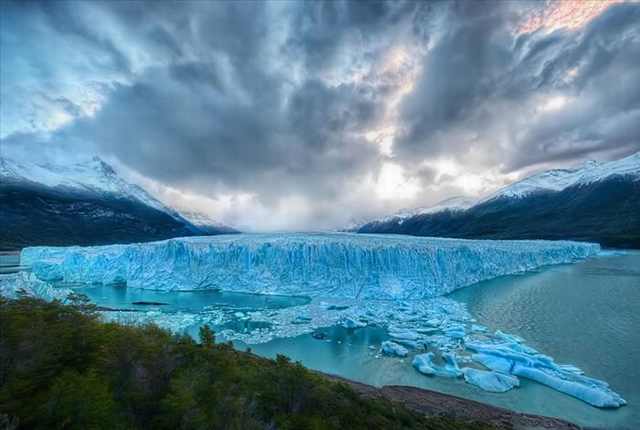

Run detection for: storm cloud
[[2, 0, 639, 230]]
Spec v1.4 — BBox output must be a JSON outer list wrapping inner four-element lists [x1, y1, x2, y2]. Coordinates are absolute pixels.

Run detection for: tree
[[199, 325, 215, 348]]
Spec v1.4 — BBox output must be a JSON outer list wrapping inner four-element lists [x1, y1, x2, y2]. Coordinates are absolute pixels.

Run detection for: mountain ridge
[[357, 152, 640, 248], [0, 155, 236, 249]]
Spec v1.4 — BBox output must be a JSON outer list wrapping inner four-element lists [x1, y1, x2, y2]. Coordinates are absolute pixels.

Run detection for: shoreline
[[322, 372, 584, 430]]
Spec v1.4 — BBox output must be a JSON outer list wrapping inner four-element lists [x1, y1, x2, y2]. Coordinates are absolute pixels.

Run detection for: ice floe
[[462, 368, 519, 392], [381, 341, 409, 357], [466, 339, 626, 408]]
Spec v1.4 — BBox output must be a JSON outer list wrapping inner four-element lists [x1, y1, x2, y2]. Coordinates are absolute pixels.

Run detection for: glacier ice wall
[[21, 233, 600, 299]]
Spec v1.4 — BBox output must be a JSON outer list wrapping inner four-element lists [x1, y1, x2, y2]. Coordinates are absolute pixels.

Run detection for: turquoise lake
[[238, 252, 640, 430]]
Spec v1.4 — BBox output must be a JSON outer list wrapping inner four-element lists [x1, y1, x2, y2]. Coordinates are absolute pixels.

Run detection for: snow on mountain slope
[[0, 155, 234, 231], [21, 233, 599, 299], [1, 155, 173, 215], [179, 210, 227, 229], [484, 151, 640, 201], [346, 196, 476, 231], [391, 196, 477, 220]]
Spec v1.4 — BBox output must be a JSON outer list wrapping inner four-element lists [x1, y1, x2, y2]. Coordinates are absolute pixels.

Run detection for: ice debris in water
[[0, 272, 72, 301], [381, 341, 409, 357], [21, 233, 599, 299], [341, 317, 366, 329], [412, 352, 463, 378], [462, 368, 520, 393], [466, 338, 626, 408]]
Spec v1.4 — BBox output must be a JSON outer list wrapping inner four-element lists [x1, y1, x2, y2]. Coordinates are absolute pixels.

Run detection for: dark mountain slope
[[0, 183, 203, 250], [359, 176, 640, 248]]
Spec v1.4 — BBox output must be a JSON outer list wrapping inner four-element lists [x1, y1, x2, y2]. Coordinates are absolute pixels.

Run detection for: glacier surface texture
[[21, 233, 599, 299]]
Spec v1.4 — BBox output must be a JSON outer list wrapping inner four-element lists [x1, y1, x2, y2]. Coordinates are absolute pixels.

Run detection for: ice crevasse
[[20, 233, 600, 299]]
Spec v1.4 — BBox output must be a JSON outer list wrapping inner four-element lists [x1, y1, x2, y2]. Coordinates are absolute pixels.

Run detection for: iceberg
[[412, 352, 462, 378], [341, 317, 366, 329], [462, 368, 519, 392], [21, 233, 599, 300], [467, 339, 626, 408], [412, 352, 437, 375], [381, 341, 409, 357]]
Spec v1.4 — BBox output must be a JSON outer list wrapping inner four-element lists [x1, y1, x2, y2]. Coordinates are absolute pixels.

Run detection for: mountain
[[357, 152, 640, 248], [348, 196, 476, 231], [179, 210, 238, 234], [0, 156, 234, 249]]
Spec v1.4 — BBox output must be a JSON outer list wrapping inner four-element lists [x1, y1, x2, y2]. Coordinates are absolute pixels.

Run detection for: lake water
[[79, 284, 310, 312], [239, 252, 640, 430], [2, 251, 638, 429]]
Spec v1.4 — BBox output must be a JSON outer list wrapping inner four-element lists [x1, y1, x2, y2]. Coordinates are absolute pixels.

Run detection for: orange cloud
[[517, 0, 626, 35]]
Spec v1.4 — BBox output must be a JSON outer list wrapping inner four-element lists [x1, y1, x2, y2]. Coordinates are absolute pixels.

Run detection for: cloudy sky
[[2, 0, 639, 231]]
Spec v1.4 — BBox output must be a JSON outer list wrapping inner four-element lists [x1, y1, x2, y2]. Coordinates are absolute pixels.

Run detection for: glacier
[[21, 233, 600, 299], [10, 233, 627, 409]]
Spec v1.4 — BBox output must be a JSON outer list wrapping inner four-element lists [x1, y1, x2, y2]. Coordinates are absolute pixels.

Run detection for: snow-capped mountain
[[358, 151, 640, 248], [0, 155, 234, 249], [345, 196, 476, 231], [381, 196, 476, 224], [1, 155, 181, 218], [483, 152, 640, 201]]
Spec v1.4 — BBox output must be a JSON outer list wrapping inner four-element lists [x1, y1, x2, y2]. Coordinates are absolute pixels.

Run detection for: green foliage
[[0, 297, 493, 429], [198, 325, 215, 349]]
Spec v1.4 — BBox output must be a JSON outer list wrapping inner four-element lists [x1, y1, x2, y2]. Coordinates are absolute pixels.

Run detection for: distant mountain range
[[356, 152, 640, 248], [0, 156, 236, 249]]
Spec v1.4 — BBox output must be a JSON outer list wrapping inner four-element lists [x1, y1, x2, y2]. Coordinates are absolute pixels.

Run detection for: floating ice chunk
[[381, 341, 409, 357], [559, 364, 584, 375], [388, 328, 420, 341], [467, 339, 626, 408], [21, 233, 600, 299], [393, 339, 420, 350], [495, 330, 524, 344], [425, 318, 441, 327], [441, 352, 463, 377], [462, 368, 519, 392], [471, 324, 487, 333], [291, 315, 312, 324], [443, 324, 465, 339], [412, 352, 462, 378], [511, 364, 626, 408], [341, 317, 366, 329], [472, 353, 514, 374], [412, 353, 437, 375]]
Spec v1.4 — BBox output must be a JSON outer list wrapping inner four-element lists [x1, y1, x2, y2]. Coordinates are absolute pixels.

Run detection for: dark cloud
[[394, 1, 640, 172], [2, 0, 639, 229]]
